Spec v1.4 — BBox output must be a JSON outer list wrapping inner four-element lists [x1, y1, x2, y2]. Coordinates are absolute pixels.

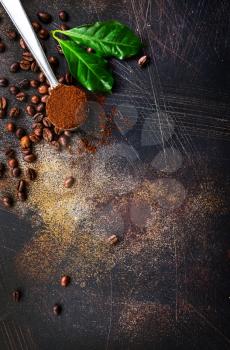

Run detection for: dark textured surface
[[0, 1, 230, 349]]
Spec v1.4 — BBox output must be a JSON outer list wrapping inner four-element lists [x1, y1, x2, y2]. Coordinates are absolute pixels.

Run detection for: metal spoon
[[0, 0, 58, 88]]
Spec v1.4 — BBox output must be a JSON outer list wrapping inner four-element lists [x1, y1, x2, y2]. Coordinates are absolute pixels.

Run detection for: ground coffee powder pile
[[46, 84, 88, 129]]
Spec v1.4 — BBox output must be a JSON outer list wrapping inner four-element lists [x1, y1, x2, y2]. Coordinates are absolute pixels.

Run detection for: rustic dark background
[[0, 0, 230, 349]]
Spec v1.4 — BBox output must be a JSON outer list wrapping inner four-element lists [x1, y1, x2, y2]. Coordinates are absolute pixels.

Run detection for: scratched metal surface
[[0, 0, 230, 349]]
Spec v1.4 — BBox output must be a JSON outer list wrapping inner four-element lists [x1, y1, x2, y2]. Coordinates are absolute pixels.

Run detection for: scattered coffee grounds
[[46, 85, 87, 130]]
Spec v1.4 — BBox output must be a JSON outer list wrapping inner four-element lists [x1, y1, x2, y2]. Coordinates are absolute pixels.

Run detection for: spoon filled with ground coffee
[[1, 0, 88, 130]]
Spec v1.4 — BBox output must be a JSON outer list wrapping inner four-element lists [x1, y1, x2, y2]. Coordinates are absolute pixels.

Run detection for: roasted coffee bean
[[22, 148, 32, 156], [64, 130, 72, 137], [32, 122, 43, 130], [60, 275, 70, 287], [9, 107, 20, 118], [31, 95, 40, 104], [17, 179, 26, 192], [17, 191, 27, 201], [5, 121, 15, 133], [5, 148, 15, 158], [38, 84, 48, 94], [37, 11, 52, 24], [11, 167, 21, 177], [60, 23, 69, 31], [138, 55, 149, 67], [53, 304, 62, 316], [20, 135, 31, 149], [24, 154, 36, 163], [20, 60, 31, 71], [31, 61, 39, 72], [30, 79, 39, 88], [107, 234, 119, 245], [18, 78, 30, 89], [10, 62, 20, 73], [58, 10, 68, 21], [7, 30, 17, 40], [12, 290, 21, 302], [56, 44, 63, 55], [22, 51, 34, 62], [38, 28, 49, 40], [38, 72, 46, 83], [0, 77, 8, 87], [58, 76, 65, 84], [15, 127, 26, 139], [29, 133, 41, 143], [0, 42, 6, 53], [65, 72, 72, 84], [41, 94, 49, 103], [64, 176, 75, 188], [58, 134, 69, 147], [0, 96, 7, 110], [8, 158, 18, 168], [25, 104, 36, 116], [2, 195, 13, 208], [16, 92, 27, 102], [19, 38, 27, 49], [43, 128, 53, 142], [48, 56, 58, 67], [9, 85, 19, 95], [25, 168, 36, 180], [36, 102, 45, 112], [50, 140, 61, 151], [33, 127, 43, 137], [42, 117, 52, 128], [33, 112, 44, 122], [54, 126, 63, 135], [32, 20, 41, 32]]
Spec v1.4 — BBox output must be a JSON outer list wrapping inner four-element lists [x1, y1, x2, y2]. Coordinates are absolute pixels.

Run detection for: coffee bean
[[2, 195, 13, 208], [50, 140, 61, 151], [7, 30, 17, 40], [17, 179, 26, 192], [60, 275, 70, 287], [65, 72, 72, 84], [48, 56, 58, 67], [18, 78, 30, 89], [138, 55, 149, 67], [60, 23, 69, 31], [9, 85, 19, 95], [19, 38, 27, 49], [0, 42, 6, 53], [5, 148, 15, 158], [8, 158, 18, 168], [38, 84, 48, 94], [0, 96, 7, 110], [32, 21, 41, 33], [31, 61, 39, 72], [17, 191, 27, 201], [38, 28, 49, 40], [0, 77, 8, 87], [10, 62, 20, 73], [58, 76, 65, 84], [30, 79, 39, 88], [15, 127, 26, 139], [53, 303, 62, 316], [22, 51, 34, 62], [43, 128, 53, 142], [56, 44, 63, 55], [58, 10, 68, 21], [33, 112, 44, 123], [9, 107, 20, 118], [31, 95, 40, 104], [54, 126, 63, 135], [41, 95, 49, 103], [42, 117, 52, 128], [16, 92, 27, 102], [12, 290, 21, 302], [33, 127, 43, 137], [5, 121, 15, 133], [64, 130, 72, 137], [25, 168, 36, 180], [107, 234, 119, 245], [38, 72, 46, 83], [22, 148, 32, 156], [36, 102, 45, 112], [29, 133, 41, 143], [37, 11, 52, 24], [11, 167, 21, 178], [64, 176, 75, 188], [20, 60, 31, 71], [58, 134, 69, 147], [20, 135, 31, 149], [25, 104, 36, 116], [24, 154, 36, 163]]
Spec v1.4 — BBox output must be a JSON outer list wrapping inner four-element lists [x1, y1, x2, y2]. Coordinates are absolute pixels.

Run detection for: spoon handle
[[0, 0, 58, 88]]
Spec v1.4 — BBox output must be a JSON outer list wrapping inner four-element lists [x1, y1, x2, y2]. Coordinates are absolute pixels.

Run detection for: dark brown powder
[[46, 84, 87, 130]]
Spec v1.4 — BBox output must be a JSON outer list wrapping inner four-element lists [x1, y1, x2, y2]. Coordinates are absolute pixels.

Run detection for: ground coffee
[[46, 84, 87, 130]]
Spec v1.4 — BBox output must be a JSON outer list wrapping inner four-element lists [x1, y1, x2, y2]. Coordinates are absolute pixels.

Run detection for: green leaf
[[53, 33, 114, 93], [58, 20, 142, 59]]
